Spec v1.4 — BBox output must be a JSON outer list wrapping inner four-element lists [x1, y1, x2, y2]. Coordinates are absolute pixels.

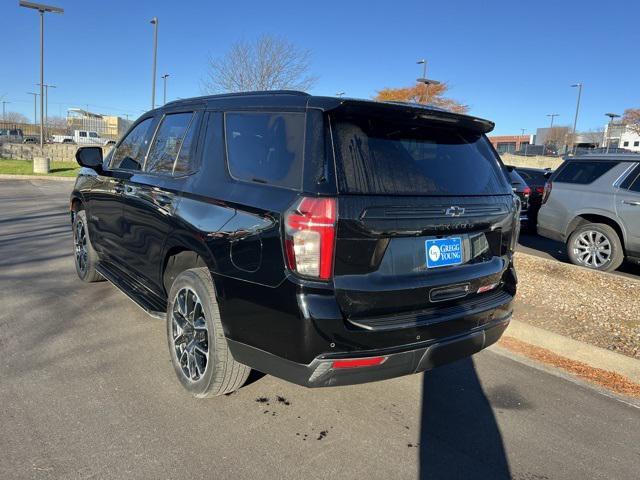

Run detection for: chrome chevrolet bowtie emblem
[[445, 206, 465, 217]]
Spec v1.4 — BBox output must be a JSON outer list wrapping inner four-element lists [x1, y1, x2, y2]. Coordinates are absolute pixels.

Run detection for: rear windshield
[[330, 113, 510, 195]]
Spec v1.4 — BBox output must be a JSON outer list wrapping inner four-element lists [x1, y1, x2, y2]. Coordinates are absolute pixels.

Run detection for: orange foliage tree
[[374, 83, 468, 113]]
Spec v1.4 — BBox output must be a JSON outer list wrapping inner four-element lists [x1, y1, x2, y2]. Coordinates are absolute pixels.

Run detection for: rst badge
[[425, 237, 463, 268]]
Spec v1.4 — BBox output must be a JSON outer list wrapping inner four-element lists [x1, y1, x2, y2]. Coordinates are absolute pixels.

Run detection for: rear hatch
[[327, 104, 517, 324]]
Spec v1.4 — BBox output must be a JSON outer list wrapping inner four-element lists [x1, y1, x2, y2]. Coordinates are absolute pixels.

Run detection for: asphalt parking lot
[[1, 179, 639, 480]]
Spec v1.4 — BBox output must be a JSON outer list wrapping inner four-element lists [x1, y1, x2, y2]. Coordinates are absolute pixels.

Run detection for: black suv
[[71, 92, 518, 397]]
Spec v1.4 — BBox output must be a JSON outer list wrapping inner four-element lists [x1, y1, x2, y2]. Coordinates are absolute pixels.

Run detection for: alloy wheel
[[573, 230, 611, 268], [74, 219, 88, 275], [171, 288, 209, 382]]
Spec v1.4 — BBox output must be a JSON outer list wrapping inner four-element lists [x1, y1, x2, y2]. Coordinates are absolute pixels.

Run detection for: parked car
[[505, 166, 531, 226], [512, 166, 553, 230], [538, 155, 640, 272], [0, 128, 24, 143], [70, 91, 519, 397], [53, 130, 106, 145]]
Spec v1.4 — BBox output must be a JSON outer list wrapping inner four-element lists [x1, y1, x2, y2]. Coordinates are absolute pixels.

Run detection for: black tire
[[567, 223, 624, 273], [73, 209, 103, 282], [166, 267, 250, 397]]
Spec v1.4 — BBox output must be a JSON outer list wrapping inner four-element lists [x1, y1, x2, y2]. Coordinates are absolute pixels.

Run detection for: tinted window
[[331, 114, 509, 195], [630, 176, 640, 193], [79, 131, 87, 137], [554, 161, 618, 184], [508, 170, 527, 187], [89, 132, 98, 138], [173, 113, 200, 175], [517, 169, 548, 185], [111, 118, 154, 171], [145, 112, 193, 174], [225, 112, 304, 188]]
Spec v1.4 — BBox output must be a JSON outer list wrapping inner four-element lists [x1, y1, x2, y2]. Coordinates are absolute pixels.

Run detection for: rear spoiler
[[307, 97, 495, 134]]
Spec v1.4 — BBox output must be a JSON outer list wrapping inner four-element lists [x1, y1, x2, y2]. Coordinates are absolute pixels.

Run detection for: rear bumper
[[227, 316, 510, 388]]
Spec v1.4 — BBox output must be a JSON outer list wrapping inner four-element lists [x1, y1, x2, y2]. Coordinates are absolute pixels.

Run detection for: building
[[67, 108, 132, 140], [604, 122, 640, 152], [488, 134, 532, 154]]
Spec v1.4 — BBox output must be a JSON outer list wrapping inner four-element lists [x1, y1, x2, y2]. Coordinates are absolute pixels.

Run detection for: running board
[[96, 263, 166, 320]]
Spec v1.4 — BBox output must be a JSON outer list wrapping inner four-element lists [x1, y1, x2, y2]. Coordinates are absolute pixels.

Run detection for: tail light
[[542, 181, 552, 204], [535, 186, 545, 195], [284, 197, 337, 280], [523, 186, 531, 197]]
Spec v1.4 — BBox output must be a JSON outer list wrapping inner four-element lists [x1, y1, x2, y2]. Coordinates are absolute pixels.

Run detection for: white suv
[[537, 155, 640, 272]]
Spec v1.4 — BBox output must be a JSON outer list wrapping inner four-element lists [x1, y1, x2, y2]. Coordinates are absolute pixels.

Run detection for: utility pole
[[521, 128, 528, 155], [27, 92, 39, 124], [161, 74, 169, 104], [150, 17, 158, 109], [20, 1, 64, 149]]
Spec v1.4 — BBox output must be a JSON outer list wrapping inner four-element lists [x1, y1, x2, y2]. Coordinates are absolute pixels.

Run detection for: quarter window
[[554, 161, 618, 184], [111, 118, 154, 171], [225, 112, 305, 189], [145, 112, 194, 174]]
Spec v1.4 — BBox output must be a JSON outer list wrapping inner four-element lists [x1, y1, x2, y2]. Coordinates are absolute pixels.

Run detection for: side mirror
[[76, 146, 103, 170]]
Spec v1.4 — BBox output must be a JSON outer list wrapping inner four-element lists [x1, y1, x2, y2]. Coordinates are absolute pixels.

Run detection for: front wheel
[[166, 268, 250, 397], [73, 209, 103, 282], [567, 223, 624, 272]]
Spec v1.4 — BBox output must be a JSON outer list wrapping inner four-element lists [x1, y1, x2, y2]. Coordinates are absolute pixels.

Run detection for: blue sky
[[1, 0, 639, 135]]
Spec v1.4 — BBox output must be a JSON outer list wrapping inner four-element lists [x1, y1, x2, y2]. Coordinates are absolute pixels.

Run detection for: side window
[[79, 131, 87, 138], [145, 112, 194, 174], [89, 132, 98, 138], [225, 112, 305, 189], [173, 113, 200, 175], [629, 176, 640, 193], [111, 118, 154, 171], [554, 161, 618, 184]]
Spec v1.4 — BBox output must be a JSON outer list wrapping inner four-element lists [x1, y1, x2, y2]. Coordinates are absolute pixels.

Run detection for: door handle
[[622, 200, 640, 206]]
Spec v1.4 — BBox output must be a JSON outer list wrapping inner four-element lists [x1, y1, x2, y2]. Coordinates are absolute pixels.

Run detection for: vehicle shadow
[[419, 358, 511, 480]]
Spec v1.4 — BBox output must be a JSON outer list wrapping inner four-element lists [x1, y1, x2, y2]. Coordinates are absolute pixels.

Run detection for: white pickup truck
[[52, 130, 106, 145]]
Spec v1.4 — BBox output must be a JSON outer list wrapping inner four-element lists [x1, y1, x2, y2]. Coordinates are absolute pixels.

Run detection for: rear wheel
[[73, 209, 102, 282], [567, 223, 624, 272], [166, 268, 250, 397]]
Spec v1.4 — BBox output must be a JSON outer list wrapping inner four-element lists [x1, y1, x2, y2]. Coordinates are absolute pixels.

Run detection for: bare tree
[[622, 108, 640, 135], [202, 35, 318, 94], [2, 111, 29, 124], [544, 126, 570, 153]]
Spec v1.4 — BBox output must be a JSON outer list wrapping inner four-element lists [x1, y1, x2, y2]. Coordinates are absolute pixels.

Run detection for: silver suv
[[537, 155, 640, 272]]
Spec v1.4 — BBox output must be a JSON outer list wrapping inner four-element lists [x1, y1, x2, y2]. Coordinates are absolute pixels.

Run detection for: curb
[[0, 174, 75, 182], [503, 319, 640, 383]]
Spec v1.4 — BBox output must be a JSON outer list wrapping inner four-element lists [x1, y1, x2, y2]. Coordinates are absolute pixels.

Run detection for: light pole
[[161, 74, 169, 104], [605, 112, 621, 153], [336, 91, 345, 97], [27, 92, 39, 124], [36, 83, 55, 136], [521, 128, 528, 155], [570, 83, 582, 153], [415, 59, 440, 103], [19, 1, 64, 149], [150, 17, 158, 109], [2, 101, 10, 122], [545, 114, 559, 155]]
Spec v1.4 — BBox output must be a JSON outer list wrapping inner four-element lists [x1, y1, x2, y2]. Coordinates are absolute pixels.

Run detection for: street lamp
[[605, 112, 621, 153], [19, 1, 64, 149], [335, 91, 345, 97], [27, 92, 39, 124], [2, 101, 10, 122], [545, 114, 559, 155], [161, 74, 169, 104], [521, 128, 528, 155], [36, 83, 55, 136], [150, 17, 158, 109], [570, 83, 582, 153], [416, 59, 440, 103]]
